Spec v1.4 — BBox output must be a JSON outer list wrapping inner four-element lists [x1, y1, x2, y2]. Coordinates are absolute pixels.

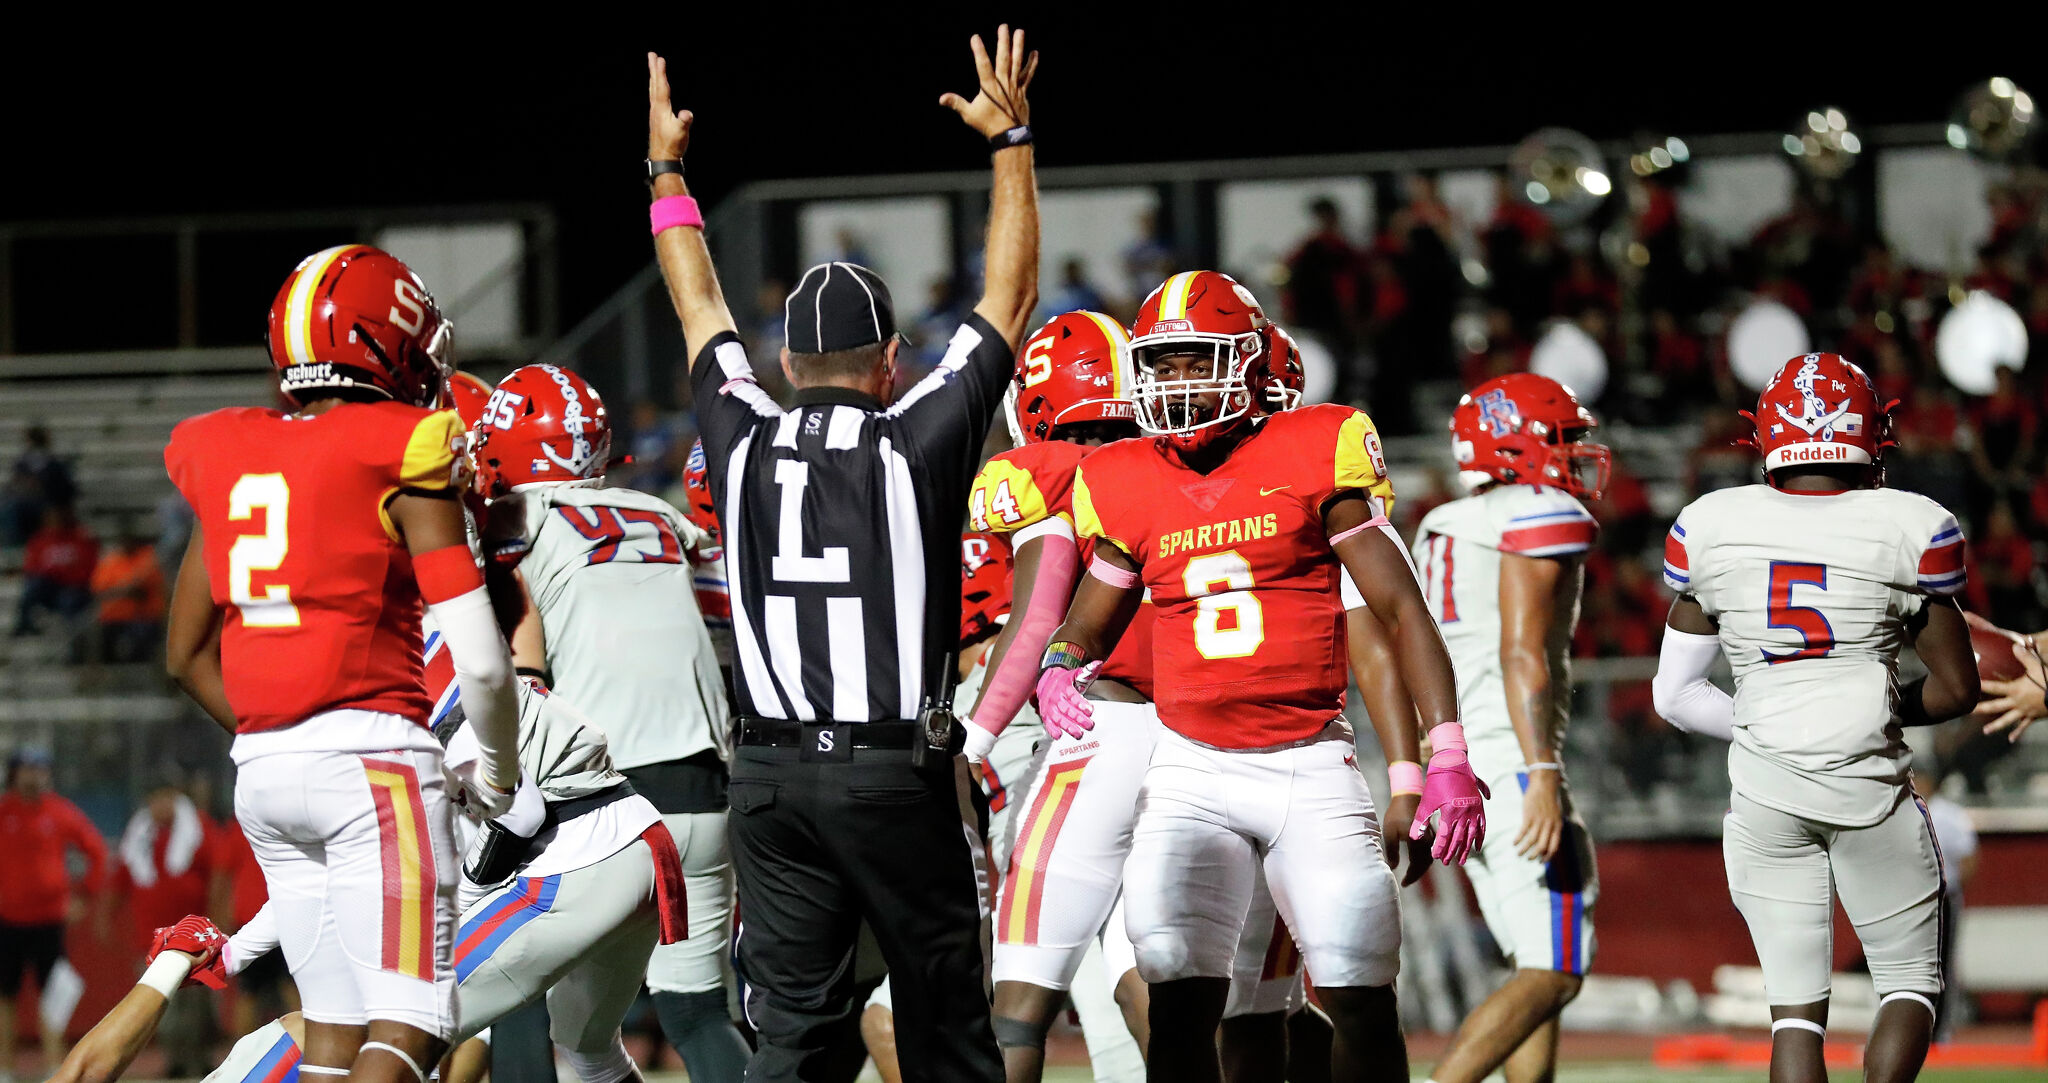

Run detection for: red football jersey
[[968, 441, 1155, 699], [1073, 404, 1391, 749], [165, 402, 468, 735]]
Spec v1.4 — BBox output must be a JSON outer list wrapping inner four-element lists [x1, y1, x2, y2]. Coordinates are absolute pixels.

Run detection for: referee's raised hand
[[939, 24, 1038, 139], [646, 52, 692, 162]]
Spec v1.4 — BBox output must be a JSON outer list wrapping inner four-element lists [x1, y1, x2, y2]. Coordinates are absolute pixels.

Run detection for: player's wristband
[[1041, 640, 1088, 671], [991, 125, 1033, 151], [1388, 761, 1425, 797], [650, 195, 704, 235], [139, 952, 194, 998], [1525, 762, 1562, 773], [1427, 722, 1468, 756]]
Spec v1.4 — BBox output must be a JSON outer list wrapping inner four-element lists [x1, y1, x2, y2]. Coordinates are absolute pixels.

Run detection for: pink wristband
[[1387, 760, 1425, 796], [1427, 721, 1468, 755], [1089, 556, 1138, 589], [650, 195, 703, 235], [1328, 515, 1390, 547]]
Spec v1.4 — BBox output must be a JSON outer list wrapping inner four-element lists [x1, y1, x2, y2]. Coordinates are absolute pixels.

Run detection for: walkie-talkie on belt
[[911, 647, 962, 772]]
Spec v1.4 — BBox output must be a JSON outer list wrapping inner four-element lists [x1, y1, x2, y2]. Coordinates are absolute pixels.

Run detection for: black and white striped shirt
[[692, 315, 1013, 723]]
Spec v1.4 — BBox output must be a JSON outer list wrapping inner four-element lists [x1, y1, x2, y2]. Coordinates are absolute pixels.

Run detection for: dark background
[[0, 16, 2028, 345]]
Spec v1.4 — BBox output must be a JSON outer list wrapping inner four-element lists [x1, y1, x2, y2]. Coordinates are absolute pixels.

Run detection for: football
[[1970, 618, 2028, 682]]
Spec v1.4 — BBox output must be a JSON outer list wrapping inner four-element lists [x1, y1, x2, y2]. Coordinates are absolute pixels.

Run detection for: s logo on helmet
[[1474, 389, 1519, 436]]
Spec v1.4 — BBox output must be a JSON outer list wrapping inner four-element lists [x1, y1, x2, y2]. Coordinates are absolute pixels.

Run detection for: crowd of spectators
[[3, 426, 166, 664]]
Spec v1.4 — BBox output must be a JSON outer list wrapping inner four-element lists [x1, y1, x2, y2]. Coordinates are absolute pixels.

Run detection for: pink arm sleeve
[[966, 521, 1082, 738]]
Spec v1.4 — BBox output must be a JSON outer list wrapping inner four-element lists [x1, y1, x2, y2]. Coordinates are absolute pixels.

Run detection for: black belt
[[737, 718, 919, 750], [543, 781, 636, 829]]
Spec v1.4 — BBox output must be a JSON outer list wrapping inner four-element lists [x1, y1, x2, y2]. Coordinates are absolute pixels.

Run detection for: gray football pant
[[645, 810, 736, 995], [454, 837, 662, 1052], [1723, 789, 1943, 1005]]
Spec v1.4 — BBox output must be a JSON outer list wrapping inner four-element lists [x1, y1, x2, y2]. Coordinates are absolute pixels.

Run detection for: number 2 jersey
[[1413, 484, 1598, 778], [1663, 484, 1967, 826], [164, 402, 467, 736], [968, 440, 1155, 702], [1073, 404, 1392, 750], [496, 485, 729, 769]]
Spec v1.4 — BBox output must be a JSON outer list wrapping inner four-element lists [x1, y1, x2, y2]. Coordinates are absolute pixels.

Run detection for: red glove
[[147, 915, 229, 990]]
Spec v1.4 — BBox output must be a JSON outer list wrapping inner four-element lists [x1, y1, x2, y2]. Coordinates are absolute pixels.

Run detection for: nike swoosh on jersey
[[1260, 485, 1291, 496]]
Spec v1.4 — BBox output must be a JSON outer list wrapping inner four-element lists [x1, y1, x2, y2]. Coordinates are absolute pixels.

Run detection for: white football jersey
[[506, 484, 730, 769], [1663, 485, 1966, 827], [1413, 485, 1598, 778]]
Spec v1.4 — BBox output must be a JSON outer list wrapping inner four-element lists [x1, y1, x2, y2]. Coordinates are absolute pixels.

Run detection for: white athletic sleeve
[[429, 585, 521, 792], [1651, 627, 1735, 741]]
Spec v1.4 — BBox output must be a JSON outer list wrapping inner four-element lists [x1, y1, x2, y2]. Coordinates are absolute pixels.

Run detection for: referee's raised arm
[[945, 26, 1041, 352]]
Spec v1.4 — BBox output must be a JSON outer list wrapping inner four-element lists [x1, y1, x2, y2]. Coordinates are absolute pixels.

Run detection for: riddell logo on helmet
[[1781, 444, 1852, 463], [1151, 319, 1193, 333]]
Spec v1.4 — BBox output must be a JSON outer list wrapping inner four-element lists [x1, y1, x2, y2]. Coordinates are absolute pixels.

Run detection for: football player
[[1041, 270, 1485, 1083], [164, 245, 524, 1083], [469, 364, 746, 1083], [1652, 352, 1979, 1083], [957, 311, 1150, 1083], [52, 667, 686, 1083], [1411, 374, 1608, 1083]]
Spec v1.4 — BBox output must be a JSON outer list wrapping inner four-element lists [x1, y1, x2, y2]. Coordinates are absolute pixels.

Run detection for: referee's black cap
[[785, 262, 900, 354]]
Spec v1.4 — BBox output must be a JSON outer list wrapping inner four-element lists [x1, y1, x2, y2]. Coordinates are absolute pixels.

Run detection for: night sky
[[3, 16, 2027, 346]]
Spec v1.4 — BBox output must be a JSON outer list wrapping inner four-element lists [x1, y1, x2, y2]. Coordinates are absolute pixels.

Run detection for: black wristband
[[646, 159, 684, 188], [990, 125, 1033, 151], [1898, 677, 1935, 727]]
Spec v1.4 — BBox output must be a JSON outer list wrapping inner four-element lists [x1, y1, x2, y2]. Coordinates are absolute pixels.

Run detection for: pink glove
[[1410, 723, 1490, 865], [1035, 661, 1101, 740], [147, 915, 228, 990]]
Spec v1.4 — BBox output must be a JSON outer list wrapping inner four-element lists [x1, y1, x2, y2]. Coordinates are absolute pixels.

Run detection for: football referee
[[647, 28, 1039, 1083]]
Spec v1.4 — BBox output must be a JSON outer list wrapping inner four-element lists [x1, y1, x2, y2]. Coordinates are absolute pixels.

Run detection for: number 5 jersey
[[1662, 484, 1966, 826], [165, 401, 467, 735]]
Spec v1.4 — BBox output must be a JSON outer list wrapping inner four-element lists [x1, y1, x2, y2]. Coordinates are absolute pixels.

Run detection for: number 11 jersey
[[1663, 484, 1966, 826], [165, 401, 467, 735]]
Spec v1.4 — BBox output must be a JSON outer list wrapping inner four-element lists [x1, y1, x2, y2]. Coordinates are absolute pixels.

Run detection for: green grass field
[[738, 1068, 2045, 1083], [987, 1064, 2031, 1072]]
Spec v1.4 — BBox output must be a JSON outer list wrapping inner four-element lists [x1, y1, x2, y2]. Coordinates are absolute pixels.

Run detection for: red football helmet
[[442, 371, 494, 430], [681, 437, 719, 539], [1007, 311, 1137, 445], [266, 245, 452, 408], [960, 532, 1013, 649], [1128, 271, 1285, 450], [470, 364, 613, 499], [1450, 373, 1611, 499], [1744, 352, 1894, 483], [1258, 324, 1305, 413]]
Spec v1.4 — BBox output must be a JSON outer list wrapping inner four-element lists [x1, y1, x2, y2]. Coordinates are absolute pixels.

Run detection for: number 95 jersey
[[165, 401, 468, 735], [493, 485, 729, 769], [1072, 404, 1392, 750], [1664, 484, 1966, 827]]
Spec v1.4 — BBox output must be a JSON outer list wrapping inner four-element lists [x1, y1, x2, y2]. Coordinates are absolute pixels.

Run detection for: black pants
[[729, 745, 1000, 1083]]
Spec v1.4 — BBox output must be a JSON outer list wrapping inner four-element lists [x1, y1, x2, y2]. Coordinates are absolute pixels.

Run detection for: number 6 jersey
[[1663, 484, 1966, 826], [1072, 404, 1391, 750], [165, 401, 467, 734]]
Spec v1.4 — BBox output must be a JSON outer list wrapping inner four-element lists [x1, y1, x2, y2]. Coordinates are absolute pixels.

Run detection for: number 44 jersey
[[165, 401, 468, 735], [1663, 484, 1966, 826], [1073, 404, 1392, 750], [495, 484, 729, 768]]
